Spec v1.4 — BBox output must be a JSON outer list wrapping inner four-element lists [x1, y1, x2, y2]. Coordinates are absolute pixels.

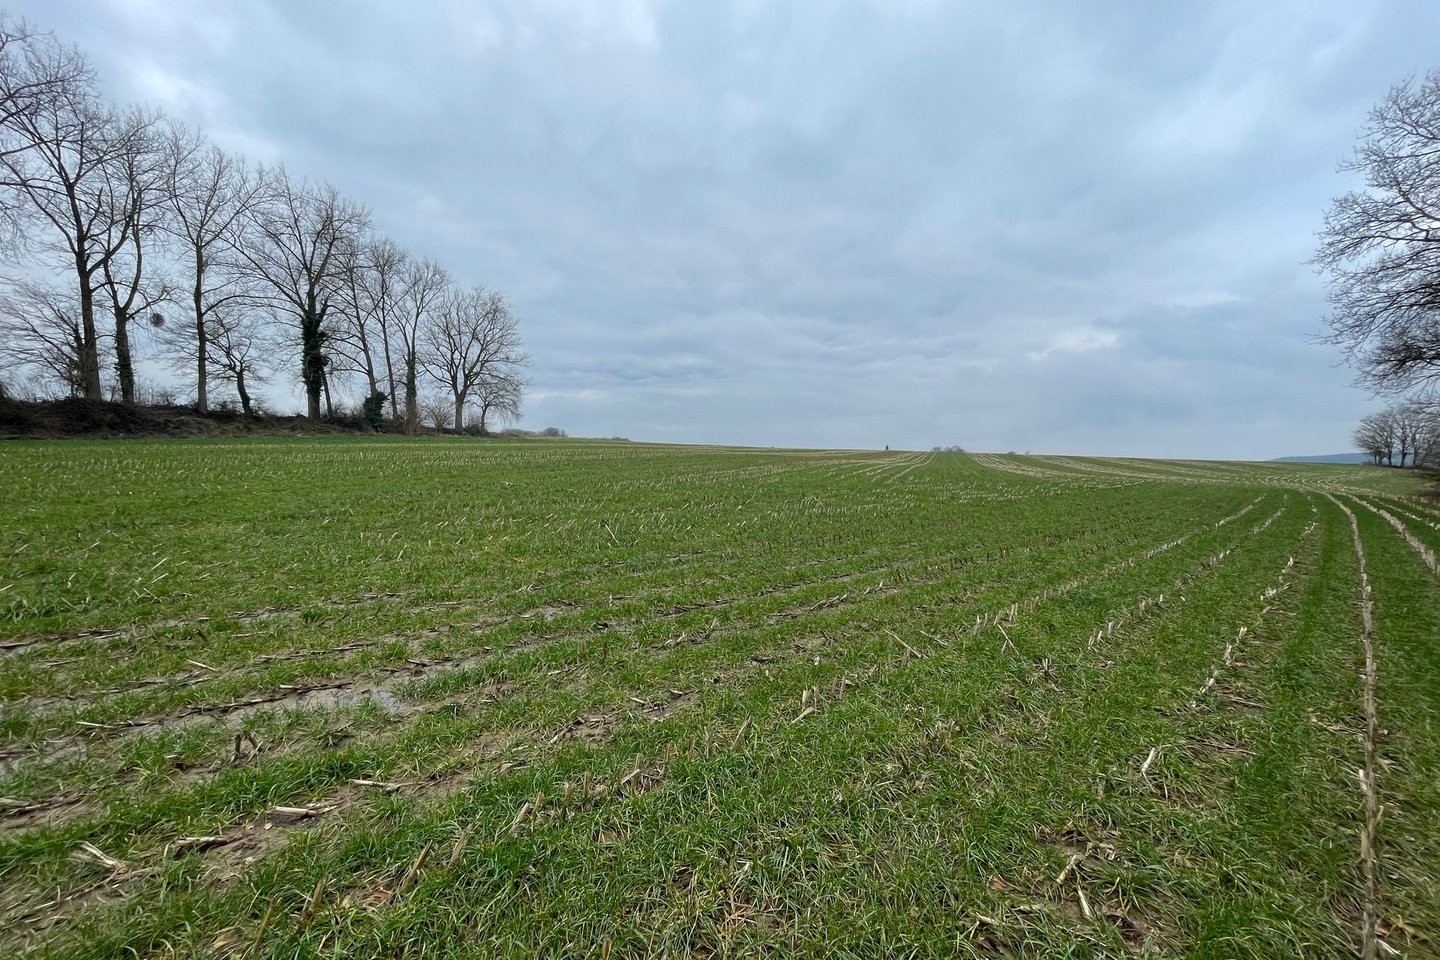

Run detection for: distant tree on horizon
[[1353, 400, 1440, 467], [420, 286, 527, 433]]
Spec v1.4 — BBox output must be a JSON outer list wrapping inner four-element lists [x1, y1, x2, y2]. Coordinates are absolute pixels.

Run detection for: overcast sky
[[13, 0, 1439, 457]]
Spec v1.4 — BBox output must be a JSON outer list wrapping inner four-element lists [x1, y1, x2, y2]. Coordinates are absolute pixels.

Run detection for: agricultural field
[[1, 439, 1437, 958]]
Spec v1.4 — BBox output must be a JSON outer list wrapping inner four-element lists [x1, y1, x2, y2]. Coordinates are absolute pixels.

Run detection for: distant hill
[[1270, 453, 1371, 464]]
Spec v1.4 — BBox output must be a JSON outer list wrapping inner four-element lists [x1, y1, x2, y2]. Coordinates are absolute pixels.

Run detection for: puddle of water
[[129, 683, 416, 735], [247, 684, 413, 719]]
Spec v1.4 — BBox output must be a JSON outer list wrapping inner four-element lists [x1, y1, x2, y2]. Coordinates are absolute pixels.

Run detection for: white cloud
[[1159, 290, 1243, 311], [1026, 327, 1121, 363]]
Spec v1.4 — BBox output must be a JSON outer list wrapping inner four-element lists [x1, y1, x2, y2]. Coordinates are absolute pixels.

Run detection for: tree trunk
[[193, 263, 207, 413], [236, 366, 252, 418], [454, 395, 464, 433], [113, 306, 135, 403], [304, 354, 322, 418], [322, 366, 334, 419], [77, 270, 103, 400], [382, 334, 399, 418], [359, 339, 379, 400], [403, 351, 418, 436], [301, 293, 325, 419]]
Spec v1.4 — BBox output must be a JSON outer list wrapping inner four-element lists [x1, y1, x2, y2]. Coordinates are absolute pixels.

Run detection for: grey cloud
[[15, 0, 1439, 455]]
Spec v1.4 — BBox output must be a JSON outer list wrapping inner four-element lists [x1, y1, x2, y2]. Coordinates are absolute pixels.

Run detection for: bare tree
[[1354, 400, 1440, 467], [1316, 71, 1440, 392], [0, 36, 154, 400], [332, 234, 392, 408], [0, 18, 90, 247], [360, 237, 408, 418], [394, 257, 450, 434], [1396, 403, 1418, 467], [417, 392, 453, 431], [1353, 410, 1395, 466], [95, 108, 167, 403], [474, 367, 525, 434], [2, 21, 531, 423], [1393, 398, 1440, 469], [160, 123, 267, 412], [238, 170, 369, 419], [1415, 397, 1440, 468], [0, 280, 91, 395], [0, 18, 86, 141], [421, 286, 527, 431], [208, 307, 270, 419]]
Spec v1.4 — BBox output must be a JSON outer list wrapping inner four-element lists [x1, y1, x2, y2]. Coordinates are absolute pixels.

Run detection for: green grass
[[0, 439, 1435, 957]]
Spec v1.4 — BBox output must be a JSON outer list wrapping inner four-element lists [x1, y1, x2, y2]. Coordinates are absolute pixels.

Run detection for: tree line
[[1353, 400, 1440, 467], [0, 16, 527, 433], [1317, 69, 1440, 469]]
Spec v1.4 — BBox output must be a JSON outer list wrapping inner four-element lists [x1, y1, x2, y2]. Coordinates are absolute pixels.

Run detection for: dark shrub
[[362, 391, 388, 430]]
